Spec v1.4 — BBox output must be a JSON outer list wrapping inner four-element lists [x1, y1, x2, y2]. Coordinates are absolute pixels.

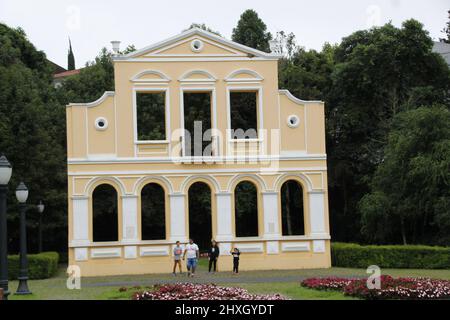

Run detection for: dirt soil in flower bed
[[127, 283, 287, 300], [301, 275, 450, 300]]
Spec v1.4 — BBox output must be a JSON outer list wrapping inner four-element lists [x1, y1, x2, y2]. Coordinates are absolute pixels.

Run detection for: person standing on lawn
[[230, 247, 241, 274], [172, 241, 183, 276], [182, 238, 199, 277], [208, 240, 220, 273]]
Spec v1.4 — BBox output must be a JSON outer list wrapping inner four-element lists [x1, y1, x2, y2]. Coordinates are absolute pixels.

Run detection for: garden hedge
[[331, 243, 450, 269], [8, 252, 59, 280]]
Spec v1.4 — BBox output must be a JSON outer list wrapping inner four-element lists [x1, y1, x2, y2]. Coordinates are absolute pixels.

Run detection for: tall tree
[[360, 106, 450, 245], [232, 9, 272, 52], [440, 9, 450, 43], [326, 20, 450, 242], [67, 38, 75, 70], [0, 23, 67, 253]]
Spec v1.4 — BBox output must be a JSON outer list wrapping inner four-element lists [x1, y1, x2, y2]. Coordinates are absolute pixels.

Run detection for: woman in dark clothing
[[208, 240, 220, 273], [230, 248, 240, 274]]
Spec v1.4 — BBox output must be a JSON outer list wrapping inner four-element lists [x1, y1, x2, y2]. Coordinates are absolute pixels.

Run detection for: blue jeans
[[187, 258, 198, 270]]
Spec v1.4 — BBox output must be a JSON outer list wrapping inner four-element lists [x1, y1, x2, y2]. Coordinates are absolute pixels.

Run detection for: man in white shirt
[[182, 238, 199, 277]]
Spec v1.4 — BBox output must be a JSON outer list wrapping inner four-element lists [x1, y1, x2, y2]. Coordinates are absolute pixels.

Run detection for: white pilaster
[[262, 192, 281, 239], [309, 191, 327, 236], [72, 196, 89, 246], [215, 192, 233, 241], [169, 193, 187, 242], [122, 195, 138, 242]]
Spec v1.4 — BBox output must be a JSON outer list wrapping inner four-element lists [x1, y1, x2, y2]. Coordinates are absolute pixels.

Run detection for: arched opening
[[234, 181, 259, 237], [141, 183, 166, 240], [281, 180, 305, 236], [92, 184, 118, 242], [188, 182, 212, 252]]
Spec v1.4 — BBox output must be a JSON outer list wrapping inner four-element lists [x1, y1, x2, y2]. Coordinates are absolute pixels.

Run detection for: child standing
[[230, 248, 240, 274], [172, 241, 183, 275]]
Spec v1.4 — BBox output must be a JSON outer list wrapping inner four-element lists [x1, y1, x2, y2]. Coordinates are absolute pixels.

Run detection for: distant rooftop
[[433, 42, 450, 66], [53, 69, 81, 79]]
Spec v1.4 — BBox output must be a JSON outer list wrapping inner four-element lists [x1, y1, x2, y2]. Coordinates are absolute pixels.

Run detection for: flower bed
[[301, 276, 450, 300], [131, 283, 286, 300]]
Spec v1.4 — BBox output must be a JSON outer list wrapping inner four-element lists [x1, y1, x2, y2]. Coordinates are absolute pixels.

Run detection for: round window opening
[[287, 115, 300, 128], [95, 117, 108, 131], [190, 39, 204, 53]]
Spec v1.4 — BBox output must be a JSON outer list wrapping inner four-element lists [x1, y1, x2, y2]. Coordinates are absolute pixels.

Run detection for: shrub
[[8, 252, 59, 280], [302, 276, 450, 300], [331, 243, 450, 269]]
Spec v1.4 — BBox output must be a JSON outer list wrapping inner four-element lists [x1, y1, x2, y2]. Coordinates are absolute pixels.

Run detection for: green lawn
[[7, 260, 450, 300]]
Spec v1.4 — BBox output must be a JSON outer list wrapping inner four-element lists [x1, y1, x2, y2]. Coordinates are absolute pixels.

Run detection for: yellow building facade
[[66, 28, 331, 276]]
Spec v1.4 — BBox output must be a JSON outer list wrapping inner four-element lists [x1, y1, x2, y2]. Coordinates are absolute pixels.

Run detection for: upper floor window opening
[[229, 90, 258, 140], [136, 91, 167, 141]]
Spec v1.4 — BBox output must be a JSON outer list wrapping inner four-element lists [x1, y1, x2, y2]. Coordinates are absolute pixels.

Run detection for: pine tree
[[231, 9, 272, 52], [68, 38, 75, 70]]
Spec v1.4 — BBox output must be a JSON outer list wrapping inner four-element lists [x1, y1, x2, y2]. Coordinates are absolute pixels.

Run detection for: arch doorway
[[188, 182, 212, 252]]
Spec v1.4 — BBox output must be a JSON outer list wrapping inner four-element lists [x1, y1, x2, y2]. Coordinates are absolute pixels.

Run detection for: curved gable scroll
[[225, 69, 264, 83], [67, 91, 115, 108], [178, 69, 217, 83], [130, 70, 171, 83]]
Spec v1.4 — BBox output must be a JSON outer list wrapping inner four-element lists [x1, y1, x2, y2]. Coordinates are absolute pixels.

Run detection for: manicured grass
[[7, 264, 450, 300]]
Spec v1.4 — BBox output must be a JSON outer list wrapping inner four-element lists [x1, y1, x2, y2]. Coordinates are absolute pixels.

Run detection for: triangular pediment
[[121, 28, 278, 60]]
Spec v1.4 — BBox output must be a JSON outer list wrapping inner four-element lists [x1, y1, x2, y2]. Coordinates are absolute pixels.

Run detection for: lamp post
[[37, 201, 44, 253], [15, 182, 32, 295], [0, 154, 12, 300]]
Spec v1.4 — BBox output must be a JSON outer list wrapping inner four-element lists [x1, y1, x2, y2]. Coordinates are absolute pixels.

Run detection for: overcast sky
[[0, 0, 448, 68]]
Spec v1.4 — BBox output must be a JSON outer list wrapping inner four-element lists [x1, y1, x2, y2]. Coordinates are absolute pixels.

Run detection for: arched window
[[234, 181, 259, 237], [92, 184, 118, 242], [141, 183, 166, 240], [188, 182, 212, 251], [281, 180, 305, 236]]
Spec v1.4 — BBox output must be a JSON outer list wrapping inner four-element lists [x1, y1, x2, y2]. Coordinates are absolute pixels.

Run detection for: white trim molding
[[132, 87, 171, 148], [279, 90, 324, 105], [130, 70, 171, 83], [178, 69, 217, 83], [121, 27, 281, 60], [225, 69, 264, 82], [140, 246, 170, 257], [90, 247, 122, 259], [281, 242, 310, 252]]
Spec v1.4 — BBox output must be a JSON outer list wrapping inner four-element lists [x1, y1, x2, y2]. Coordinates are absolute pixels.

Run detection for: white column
[[215, 192, 233, 242], [262, 192, 281, 239], [169, 193, 187, 242], [309, 191, 327, 236], [72, 196, 89, 246], [122, 195, 138, 243]]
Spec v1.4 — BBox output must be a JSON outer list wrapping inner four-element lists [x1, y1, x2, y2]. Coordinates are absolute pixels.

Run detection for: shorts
[[174, 257, 181, 262], [187, 258, 198, 269]]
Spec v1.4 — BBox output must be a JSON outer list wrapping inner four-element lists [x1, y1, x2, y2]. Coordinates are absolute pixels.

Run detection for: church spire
[[68, 38, 75, 70]]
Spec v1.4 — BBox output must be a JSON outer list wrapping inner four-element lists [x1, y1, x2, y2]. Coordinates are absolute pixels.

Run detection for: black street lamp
[[0, 154, 12, 300], [15, 182, 32, 295], [37, 201, 45, 253]]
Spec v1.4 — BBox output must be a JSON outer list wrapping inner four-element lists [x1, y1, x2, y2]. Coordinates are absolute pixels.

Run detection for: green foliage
[[331, 243, 450, 269], [184, 23, 221, 36], [326, 20, 450, 243], [8, 252, 59, 280], [360, 106, 450, 245], [232, 9, 272, 52], [136, 92, 166, 140], [0, 23, 67, 254]]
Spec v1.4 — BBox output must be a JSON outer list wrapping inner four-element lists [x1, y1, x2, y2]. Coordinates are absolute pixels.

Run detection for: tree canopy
[[232, 9, 272, 53]]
